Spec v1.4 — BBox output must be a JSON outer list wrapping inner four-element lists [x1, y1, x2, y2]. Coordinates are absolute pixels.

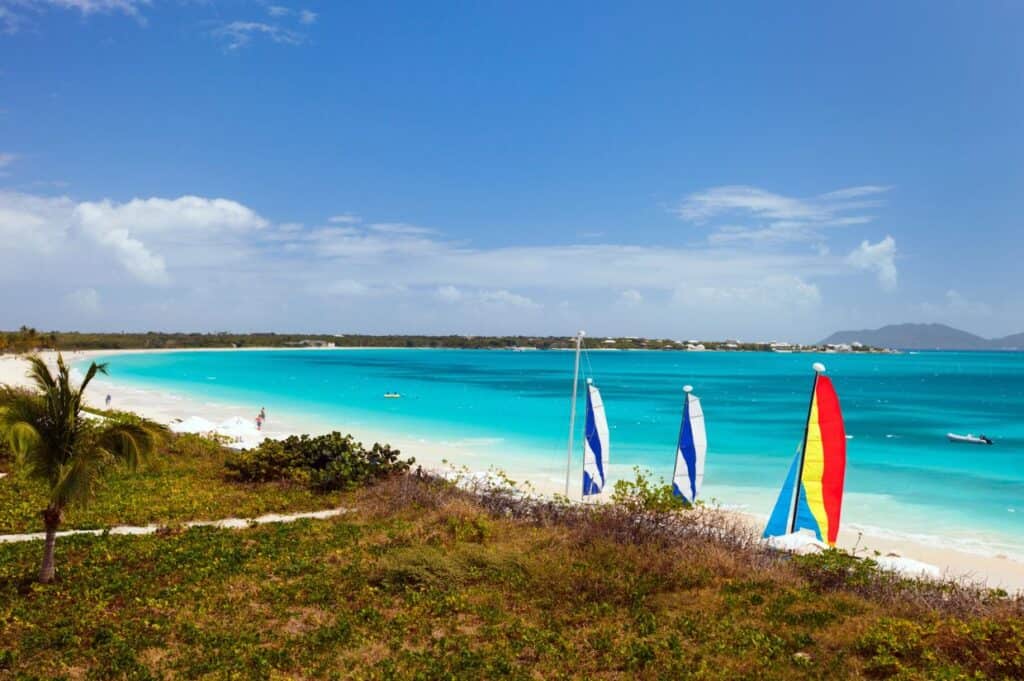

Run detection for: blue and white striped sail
[[582, 380, 609, 496], [672, 386, 706, 503]]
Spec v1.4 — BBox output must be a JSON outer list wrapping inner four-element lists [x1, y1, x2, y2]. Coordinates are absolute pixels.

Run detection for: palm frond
[[94, 421, 162, 470]]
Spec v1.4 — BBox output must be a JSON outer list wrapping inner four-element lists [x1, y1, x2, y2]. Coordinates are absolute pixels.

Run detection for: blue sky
[[1, 1, 1022, 341]]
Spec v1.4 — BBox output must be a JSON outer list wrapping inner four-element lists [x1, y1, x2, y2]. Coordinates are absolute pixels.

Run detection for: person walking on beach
[[105, 394, 111, 409], [259, 406, 266, 422], [255, 414, 263, 431]]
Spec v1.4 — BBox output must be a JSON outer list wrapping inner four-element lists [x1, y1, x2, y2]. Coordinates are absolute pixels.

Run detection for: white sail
[[582, 380, 610, 496], [672, 387, 706, 503]]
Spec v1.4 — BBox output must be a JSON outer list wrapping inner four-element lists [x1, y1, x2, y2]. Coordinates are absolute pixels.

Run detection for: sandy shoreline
[[2, 348, 1023, 592]]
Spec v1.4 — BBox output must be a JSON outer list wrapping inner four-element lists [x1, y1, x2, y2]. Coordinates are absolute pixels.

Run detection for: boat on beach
[[672, 385, 707, 504], [564, 331, 610, 498], [947, 432, 993, 445], [763, 362, 847, 546]]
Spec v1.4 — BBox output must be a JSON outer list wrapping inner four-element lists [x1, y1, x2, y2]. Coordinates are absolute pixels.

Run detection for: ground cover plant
[[1, 469, 1022, 679], [0, 433, 350, 535]]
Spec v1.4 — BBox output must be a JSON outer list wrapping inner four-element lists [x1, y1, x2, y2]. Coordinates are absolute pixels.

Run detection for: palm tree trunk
[[39, 507, 61, 583]]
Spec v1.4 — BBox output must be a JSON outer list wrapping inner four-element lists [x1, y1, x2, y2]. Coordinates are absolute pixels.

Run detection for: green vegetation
[[0, 355, 163, 582], [0, 469, 1021, 679], [0, 328, 887, 353], [0, 433, 350, 535], [0, 402, 1019, 677], [225, 431, 413, 491]]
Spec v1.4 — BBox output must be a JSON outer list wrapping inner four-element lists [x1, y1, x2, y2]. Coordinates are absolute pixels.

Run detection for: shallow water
[[97, 348, 1024, 559]]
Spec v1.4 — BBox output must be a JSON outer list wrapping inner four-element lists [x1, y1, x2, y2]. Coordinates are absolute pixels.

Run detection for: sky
[[1, 1, 1022, 342]]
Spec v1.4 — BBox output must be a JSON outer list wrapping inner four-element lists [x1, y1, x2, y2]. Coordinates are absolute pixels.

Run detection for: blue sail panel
[[672, 393, 706, 503], [764, 450, 800, 538], [582, 383, 609, 496]]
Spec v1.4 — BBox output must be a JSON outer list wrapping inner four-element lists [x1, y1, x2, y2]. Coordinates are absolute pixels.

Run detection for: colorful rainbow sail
[[672, 386, 706, 504], [582, 379, 609, 496], [764, 365, 846, 545]]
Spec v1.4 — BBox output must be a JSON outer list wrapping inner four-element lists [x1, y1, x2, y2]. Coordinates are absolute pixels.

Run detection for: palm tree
[[0, 354, 162, 582]]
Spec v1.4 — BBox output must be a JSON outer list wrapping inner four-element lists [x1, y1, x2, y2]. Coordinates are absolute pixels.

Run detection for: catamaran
[[565, 331, 610, 498], [763, 362, 847, 546], [672, 385, 706, 504]]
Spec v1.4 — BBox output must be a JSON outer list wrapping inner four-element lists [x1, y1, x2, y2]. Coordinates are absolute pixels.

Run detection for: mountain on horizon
[[820, 323, 1024, 350]]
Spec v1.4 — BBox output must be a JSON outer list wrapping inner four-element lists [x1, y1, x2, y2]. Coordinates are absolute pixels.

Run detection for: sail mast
[[789, 362, 825, 533], [565, 330, 585, 497]]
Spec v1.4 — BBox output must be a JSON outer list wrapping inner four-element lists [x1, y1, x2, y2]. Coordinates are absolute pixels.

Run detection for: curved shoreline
[[2, 348, 1023, 592]]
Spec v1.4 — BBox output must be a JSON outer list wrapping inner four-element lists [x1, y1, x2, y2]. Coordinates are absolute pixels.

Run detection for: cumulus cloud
[[847, 236, 897, 290], [0, 191, 269, 286], [679, 184, 890, 245], [0, 188, 912, 338], [75, 195, 268, 234]]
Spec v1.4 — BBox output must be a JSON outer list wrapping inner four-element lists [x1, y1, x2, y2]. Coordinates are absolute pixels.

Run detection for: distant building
[[285, 339, 336, 348]]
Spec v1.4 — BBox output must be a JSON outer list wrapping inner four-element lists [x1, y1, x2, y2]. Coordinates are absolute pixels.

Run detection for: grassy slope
[[0, 443, 1022, 679], [0, 434, 347, 534]]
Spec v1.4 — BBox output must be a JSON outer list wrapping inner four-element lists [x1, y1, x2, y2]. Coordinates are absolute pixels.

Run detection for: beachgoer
[[105, 394, 111, 408], [259, 406, 266, 421], [255, 415, 263, 431]]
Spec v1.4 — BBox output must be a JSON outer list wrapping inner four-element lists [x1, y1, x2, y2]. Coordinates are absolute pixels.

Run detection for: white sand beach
[[2, 348, 1023, 593]]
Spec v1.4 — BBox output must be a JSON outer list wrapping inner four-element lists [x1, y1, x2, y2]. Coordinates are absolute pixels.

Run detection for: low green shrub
[[610, 466, 689, 513], [225, 431, 414, 491]]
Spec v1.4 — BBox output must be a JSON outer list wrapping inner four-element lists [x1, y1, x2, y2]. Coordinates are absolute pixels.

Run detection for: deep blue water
[[95, 348, 1024, 557]]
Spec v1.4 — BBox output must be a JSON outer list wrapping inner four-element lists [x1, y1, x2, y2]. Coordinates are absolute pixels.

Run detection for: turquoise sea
[[95, 349, 1024, 559]]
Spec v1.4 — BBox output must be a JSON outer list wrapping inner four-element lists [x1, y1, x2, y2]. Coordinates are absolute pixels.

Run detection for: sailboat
[[582, 378, 610, 496], [763, 362, 847, 546], [672, 385, 706, 504], [564, 331, 610, 498]]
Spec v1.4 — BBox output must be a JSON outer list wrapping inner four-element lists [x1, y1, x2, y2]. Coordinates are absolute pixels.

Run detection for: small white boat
[[947, 432, 993, 445], [383, 392, 402, 399]]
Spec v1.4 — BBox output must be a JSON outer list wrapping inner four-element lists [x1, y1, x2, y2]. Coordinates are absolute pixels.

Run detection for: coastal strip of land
[[1, 348, 1021, 593]]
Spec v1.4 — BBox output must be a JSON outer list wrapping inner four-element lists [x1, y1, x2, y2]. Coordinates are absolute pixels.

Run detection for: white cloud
[[0, 152, 16, 168], [847, 236, 897, 290], [75, 195, 268, 234], [0, 0, 148, 32], [619, 289, 643, 306], [65, 287, 100, 314], [478, 289, 539, 308], [436, 285, 463, 302], [435, 285, 538, 309], [674, 275, 821, 310], [918, 289, 993, 319], [321, 279, 370, 297], [328, 213, 361, 224], [0, 188, 910, 339], [679, 184, 891, 244], [267, 5, 290, 17], [298, 9, 316, 24], [212, 21, 303, 50]]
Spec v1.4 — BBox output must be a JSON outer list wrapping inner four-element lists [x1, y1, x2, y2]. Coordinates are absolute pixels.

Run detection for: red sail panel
[[814, 375, 846, 544]]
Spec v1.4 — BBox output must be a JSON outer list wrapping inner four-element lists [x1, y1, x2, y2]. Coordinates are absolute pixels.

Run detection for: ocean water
[[94, 348, 1024, 559]]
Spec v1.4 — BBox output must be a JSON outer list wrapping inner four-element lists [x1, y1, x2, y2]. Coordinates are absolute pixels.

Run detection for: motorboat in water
[[947, 432, 993, 445]]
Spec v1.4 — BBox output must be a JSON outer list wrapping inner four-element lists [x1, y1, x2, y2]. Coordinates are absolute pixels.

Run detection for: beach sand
[[2, 348, 1023, 593]]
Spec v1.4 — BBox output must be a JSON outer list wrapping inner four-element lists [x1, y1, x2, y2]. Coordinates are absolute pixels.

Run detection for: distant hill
[[820, 323, 1024, 350]]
